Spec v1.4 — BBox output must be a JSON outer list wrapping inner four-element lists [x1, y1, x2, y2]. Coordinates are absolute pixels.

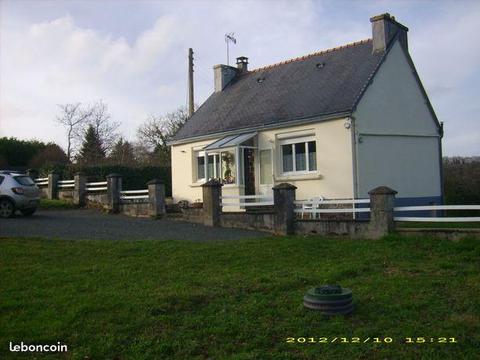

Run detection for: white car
[[0, 171, 40, 218]]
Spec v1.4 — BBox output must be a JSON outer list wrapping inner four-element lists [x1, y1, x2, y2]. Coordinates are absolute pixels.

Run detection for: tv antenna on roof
[[225, 32, 236, 66]]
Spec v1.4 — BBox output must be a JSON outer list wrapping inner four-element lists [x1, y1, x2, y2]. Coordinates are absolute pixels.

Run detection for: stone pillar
[[273, 183, 297, 235], [368, 186, 397, 239], [106, 173, 122, 213], [202, 179, 223, 226], [73, 172, 87, 206], [47, 171, 59, 200], [147, 179, 166, 219], [27, 168, 38, 180]]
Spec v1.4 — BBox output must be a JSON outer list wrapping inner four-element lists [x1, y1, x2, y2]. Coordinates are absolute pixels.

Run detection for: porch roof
[[203, 132, 256, 151]]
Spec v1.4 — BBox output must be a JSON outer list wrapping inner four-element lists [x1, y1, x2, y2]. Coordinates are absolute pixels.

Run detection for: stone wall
[[296, 219, 370, 238], [58, 189, 74, 201], [39, 187, 48, 198], [220, 212, 275, 232], [86, 193, 109, 209], [120, 202, 150, 217], [179, 208, 204, 224]]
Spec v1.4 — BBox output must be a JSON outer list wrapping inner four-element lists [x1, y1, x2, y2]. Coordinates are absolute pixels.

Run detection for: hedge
[[38, 165, 172, 196]]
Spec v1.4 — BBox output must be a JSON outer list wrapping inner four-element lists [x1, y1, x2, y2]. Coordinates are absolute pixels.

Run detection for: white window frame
[[280, 136, 317, 175], [194, 150, 224, 183], [206, 152, 221, 180], [194, 150, 206, 182]]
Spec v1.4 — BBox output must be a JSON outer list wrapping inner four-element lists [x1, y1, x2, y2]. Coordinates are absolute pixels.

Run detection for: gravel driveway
[[0, 209, 268, 241]]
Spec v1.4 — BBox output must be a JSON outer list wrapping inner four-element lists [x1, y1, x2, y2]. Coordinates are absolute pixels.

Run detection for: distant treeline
[[443, 157, 480, 205], [0, 137, 171, 195]]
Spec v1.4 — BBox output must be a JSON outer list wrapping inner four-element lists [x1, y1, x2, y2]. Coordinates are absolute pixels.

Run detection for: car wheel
[[0, 199, 15, 218], [21, 208, 37, 216]]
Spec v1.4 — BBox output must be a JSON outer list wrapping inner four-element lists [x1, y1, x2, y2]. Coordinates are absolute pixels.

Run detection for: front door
[[243, 148, 255, 195]]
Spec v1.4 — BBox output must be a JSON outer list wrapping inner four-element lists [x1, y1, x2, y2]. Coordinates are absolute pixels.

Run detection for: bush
[[0, 137, 46, 167], [443, 157, 480, 204]]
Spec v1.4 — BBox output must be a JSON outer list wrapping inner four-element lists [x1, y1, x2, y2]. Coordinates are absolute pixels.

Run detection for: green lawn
[[1, 235, 479, 359], [397, 221, 480, 229]]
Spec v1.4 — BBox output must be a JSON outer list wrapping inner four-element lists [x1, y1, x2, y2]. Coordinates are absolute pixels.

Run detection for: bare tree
[[137, 106, 189, 151], [84, 100, 120, 154], [56, 103, 92, 161], [136, 106, 189, 166]]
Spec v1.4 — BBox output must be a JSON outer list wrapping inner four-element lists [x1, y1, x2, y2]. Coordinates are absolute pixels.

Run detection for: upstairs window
[[280, 137, 317, 175]]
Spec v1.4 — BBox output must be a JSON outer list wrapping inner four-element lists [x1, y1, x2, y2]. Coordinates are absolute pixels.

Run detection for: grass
[[397, 221, 480, 229], [39, 199, 78, 210], [0, 235, 479, 359]]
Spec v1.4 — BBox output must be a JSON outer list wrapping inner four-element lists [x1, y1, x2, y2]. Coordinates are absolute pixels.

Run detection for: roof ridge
[[248, 39, 372, 73]]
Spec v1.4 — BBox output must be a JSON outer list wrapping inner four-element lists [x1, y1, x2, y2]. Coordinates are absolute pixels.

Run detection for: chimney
[[236, 56, 248, 73], [370, 13, 408, 53], [213, 64, 237, 92]]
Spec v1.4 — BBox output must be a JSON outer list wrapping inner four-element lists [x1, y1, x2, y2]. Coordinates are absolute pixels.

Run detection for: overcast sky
[[1, 0, 479, 156]]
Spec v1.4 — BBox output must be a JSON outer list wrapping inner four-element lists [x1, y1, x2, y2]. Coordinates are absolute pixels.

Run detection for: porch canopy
[[202, 132, 257, 186], [204, 132, 256, 151]]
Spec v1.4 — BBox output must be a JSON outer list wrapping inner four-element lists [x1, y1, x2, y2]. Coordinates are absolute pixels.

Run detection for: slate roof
[[173, 39, 386, 142]]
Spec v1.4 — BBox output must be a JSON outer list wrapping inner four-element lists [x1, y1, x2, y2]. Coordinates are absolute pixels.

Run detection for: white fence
[[34, 177, 48, 186], [120, 189, 149, 201], [221, 194, 273, 208], [294, 198, 370, 218], [394, 205, 480, 222], [58, 179, 74, 189], [86, 181, 107, 192]]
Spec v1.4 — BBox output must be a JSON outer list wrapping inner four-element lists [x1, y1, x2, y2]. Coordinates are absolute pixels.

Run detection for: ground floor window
[[195, 150, 235, 184], [280, 137, 317, 174], [195, 151, 205, 181], [207, 154, 220, 179]]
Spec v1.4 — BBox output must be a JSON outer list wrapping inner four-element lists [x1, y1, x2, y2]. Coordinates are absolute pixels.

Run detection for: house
[[170, 13, 443, 209]]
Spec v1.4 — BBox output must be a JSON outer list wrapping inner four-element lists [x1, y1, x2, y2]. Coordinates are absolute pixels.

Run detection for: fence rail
[[394, 204, 480, 222], [86, 181, 108, 192], [294, 198, 370, 205], [58, 179, 75, 189], [295, 208, 371, 214], [121, 190, 149, 195], [86, 186, 107, 192], [120, 189, 149, 201], [221, 194, 273, 207], [294, 198, 370, 218], [86, 181, 107, 186]]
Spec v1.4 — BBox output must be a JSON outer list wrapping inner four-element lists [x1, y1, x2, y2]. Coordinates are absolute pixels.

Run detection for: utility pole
[[188, 48, 194, 118]]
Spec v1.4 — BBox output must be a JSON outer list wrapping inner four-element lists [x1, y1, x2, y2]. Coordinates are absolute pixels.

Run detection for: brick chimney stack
[[370, 13, 408, 53]]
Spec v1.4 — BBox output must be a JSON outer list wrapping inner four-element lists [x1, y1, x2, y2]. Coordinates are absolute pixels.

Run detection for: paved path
[[0, 209, 268, 241]]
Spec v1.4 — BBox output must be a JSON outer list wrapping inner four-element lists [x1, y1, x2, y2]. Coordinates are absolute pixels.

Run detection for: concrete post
[[273, 183, 297, 235], [47, 171, 59, 200], [106, 173, 122, 213], [368, 186, 397, 238], [27, 168, 38, 180], [147, 179, 166, 219], [202, 179, 223, 226], [73, 172, 87, 206]]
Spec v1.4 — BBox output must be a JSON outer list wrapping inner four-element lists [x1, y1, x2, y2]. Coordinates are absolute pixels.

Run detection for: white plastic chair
[[302, 196, 324, 219]]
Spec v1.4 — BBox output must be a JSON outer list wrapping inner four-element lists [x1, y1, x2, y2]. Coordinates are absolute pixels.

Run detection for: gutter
[[168, 111, 351, 146]]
